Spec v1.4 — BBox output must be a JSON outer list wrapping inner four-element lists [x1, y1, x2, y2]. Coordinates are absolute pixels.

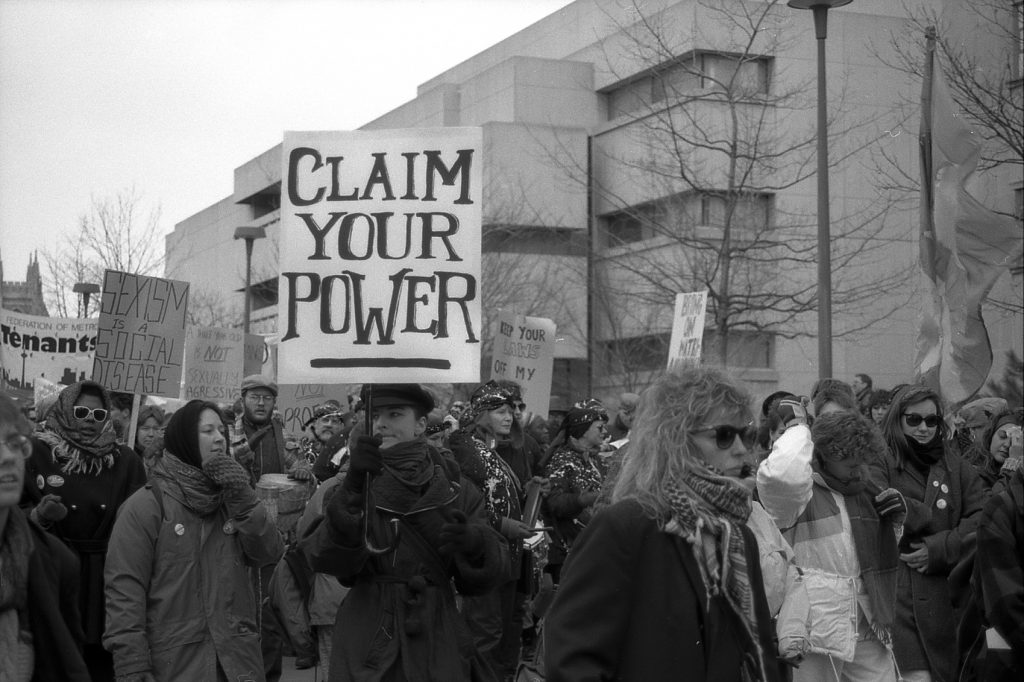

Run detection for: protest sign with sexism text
[[278, 128, 482, 384]]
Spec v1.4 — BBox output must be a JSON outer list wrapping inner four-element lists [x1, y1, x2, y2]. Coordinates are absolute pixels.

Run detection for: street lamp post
[[788, 0, 851, 379], [233, 226, 267, 334], [73, 281, 101, 317]]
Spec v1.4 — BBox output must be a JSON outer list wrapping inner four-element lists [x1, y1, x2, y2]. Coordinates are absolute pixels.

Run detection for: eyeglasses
[[73, 406, 108, 422], [690, 423, 756, 450], [2, 433, 32, 459], [246, 394, 275, 404], [902, 413, 941, 428]]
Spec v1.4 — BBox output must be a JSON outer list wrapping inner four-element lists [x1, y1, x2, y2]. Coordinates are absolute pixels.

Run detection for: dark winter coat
[[301, 442, 508, 682], [22, 438, 146, 645], [877, 447, 988, 681], [24, 512, 91, 682], [545, 499, 783, 682], [103, 473, 284, 681]]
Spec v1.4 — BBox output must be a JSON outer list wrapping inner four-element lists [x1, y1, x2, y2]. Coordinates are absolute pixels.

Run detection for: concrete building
[[166, 0, 1022, 407]]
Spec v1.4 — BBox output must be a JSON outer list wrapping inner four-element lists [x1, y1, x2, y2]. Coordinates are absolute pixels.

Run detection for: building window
[[598, 333, 670, 372], [598, 191, 773, 247], [250, 278, 278, 311], [702, 329, 774, 368], [605, 51, 772, 120]]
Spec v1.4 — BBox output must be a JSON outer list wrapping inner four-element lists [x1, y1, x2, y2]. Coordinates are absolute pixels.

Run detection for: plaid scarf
[[662, 466, 765, 681], [152, 453, 224, 517]]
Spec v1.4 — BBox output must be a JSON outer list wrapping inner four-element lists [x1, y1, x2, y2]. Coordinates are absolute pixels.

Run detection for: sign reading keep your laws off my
[[278, 129, 482, 384]]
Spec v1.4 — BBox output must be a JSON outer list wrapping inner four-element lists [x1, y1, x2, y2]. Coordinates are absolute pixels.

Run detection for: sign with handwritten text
[[489, 310, 556, 418], [182, 325, 245, 402], [278, 128, 482, 385], [666, 290, 708, 369], [92, 270, 189, 398]]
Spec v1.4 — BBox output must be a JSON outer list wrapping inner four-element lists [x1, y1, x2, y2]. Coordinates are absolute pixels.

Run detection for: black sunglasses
[[73, 406, 109, 422], [902, 413, 941, 428], [690, 423, 756, 450]]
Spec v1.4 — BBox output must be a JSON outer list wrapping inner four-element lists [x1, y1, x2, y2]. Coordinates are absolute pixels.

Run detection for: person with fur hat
[[103, 400, 284, 682], [20, 379, 147, 680], [449, 380, 537, 680], [301, 383, 507, 682], [539, 399, 610, 582], [758, 403, 905, 680]]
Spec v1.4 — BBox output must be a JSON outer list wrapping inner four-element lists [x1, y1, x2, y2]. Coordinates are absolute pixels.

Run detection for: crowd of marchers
[[1, 365, 1021, 682]]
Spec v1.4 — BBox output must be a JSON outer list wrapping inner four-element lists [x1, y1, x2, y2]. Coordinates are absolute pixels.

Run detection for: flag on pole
[[915, 29, 1023, 405]]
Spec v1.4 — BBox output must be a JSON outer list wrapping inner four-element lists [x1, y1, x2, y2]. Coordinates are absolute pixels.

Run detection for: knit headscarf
[[152, 400, 225, 516], [459, 380, 516, 428], [36, 380, 119, 475], [662, 463, 763, 680]]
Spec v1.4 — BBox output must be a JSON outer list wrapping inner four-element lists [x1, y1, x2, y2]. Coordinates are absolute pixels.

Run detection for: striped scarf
[[663, 465, 766, 680]]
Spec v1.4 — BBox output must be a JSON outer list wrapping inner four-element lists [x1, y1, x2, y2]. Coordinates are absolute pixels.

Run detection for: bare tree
[[42, 186, 164, 316], [544, 0, 913, 377]]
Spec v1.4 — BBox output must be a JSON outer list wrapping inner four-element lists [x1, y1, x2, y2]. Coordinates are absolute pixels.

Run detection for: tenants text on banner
[[490, 311, 556, 418], [0, 308, 96, 390], [182, 325, 245, 402], [277, 128, 482, 385], [666, 291, 709, 369], [92, 270, 189, 398]]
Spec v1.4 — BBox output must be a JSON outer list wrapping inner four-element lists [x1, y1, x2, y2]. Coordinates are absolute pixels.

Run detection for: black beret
[[360, 384, 435, 414]]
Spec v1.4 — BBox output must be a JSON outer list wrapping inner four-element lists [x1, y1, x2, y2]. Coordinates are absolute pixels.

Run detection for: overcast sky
[[0, 0, 575, 282]]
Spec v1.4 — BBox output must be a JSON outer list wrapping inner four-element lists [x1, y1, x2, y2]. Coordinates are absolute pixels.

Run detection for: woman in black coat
[[545, 365, 782, 682]]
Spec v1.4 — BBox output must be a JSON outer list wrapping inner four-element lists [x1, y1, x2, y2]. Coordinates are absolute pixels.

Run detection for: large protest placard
[[278, 128, 482, 385], [666, 290, 708, 369], [92, 270, 189, 398], [490, 311, 556, 418], [0, 308, 97, 391], [182, 325, 245, 402]]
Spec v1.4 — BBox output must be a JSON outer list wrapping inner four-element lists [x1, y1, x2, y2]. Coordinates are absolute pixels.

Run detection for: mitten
[[342, 435, 383, 495], [203, 455, 259, 519], [776, 398, 808, 428], [873, 488, 907, 525], [31, 493, 67, 525], [438, 509, 485, 557]]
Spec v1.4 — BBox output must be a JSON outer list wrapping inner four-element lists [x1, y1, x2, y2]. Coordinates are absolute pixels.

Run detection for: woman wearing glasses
[[21, 380, 147, 680], [877, 385, 987, 682], [544, 366, 782, 682], [1, 391, 90, 681]]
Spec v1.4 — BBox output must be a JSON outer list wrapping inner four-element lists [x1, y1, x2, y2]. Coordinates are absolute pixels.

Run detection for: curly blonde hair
[[611, 364, 752, 519]]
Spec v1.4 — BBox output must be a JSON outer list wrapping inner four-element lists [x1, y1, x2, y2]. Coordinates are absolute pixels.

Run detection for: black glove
[[202, 455, 259, 519], [873, 488, 907, 525], [438, 509, 485, 558], [342, 435, 383, 495], [32, 494, 68, 525]]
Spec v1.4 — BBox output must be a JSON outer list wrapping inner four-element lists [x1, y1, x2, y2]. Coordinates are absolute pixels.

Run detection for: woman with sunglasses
[[876, 385, 987, 682], [545, 366, 782, 682], [21, 380, 147, 680]]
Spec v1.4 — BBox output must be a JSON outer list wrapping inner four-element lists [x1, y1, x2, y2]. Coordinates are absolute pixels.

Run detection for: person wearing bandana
[[301, 383, 507, 682], [544, 366, 781, 681], [103, 400, 284, 682], [21, 380, 146, 681], [875, 385, 988, 682], [538, 400, 609, 583]]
